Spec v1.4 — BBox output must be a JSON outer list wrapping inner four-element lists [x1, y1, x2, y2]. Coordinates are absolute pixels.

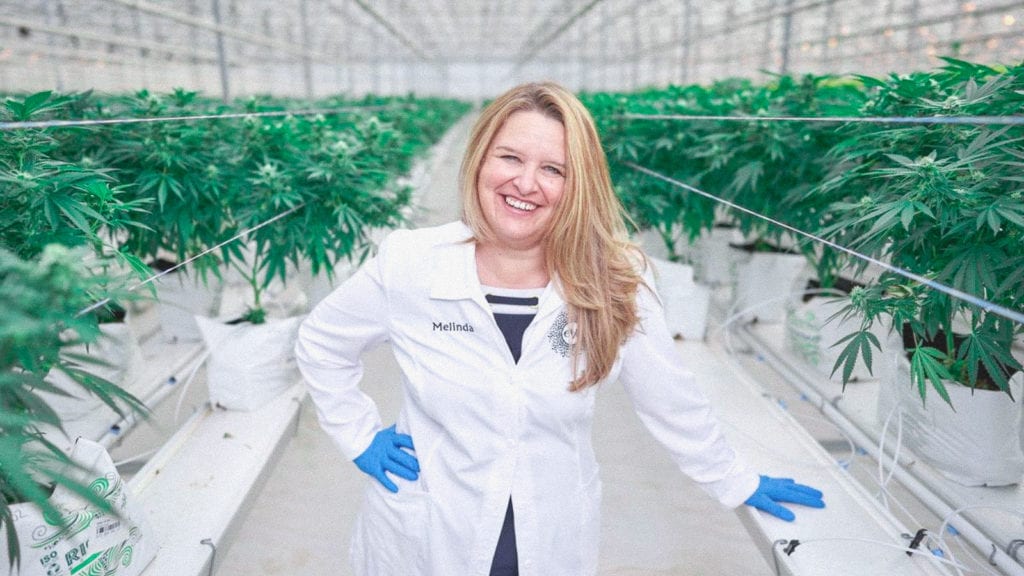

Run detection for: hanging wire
[[0, 103, 397, 131], [618, 112, 1024, 126], [624, 162, 1024, 328]]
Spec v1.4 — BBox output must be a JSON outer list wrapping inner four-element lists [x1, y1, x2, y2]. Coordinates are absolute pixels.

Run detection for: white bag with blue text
[[0, 438, 158, 575]]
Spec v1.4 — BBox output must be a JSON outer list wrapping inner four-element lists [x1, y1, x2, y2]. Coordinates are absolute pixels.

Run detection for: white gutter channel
[[736, 325, 1024, 576]]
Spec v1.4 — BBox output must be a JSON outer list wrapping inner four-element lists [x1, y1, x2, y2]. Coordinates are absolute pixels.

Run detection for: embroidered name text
[[433, 321, 475, 332]]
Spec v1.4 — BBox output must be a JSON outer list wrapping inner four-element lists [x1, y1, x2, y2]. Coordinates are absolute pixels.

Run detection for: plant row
[[583, 57, 1024, 401], [0, 88, 469, 563]]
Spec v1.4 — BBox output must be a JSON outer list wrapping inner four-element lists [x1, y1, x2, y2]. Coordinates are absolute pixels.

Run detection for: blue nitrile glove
[[353, 424, 419, 493], [744, 475, 825, 522]]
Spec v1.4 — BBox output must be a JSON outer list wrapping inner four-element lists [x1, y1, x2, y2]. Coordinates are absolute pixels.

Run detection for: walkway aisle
[[216, 113, 772, 575]]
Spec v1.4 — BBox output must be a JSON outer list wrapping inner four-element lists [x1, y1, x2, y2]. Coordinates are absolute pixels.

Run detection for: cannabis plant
[[219, 101, 415, 323], [0, 91, 150, 276], [819, 58, 1024, 402], [0, 245, 146, 567]]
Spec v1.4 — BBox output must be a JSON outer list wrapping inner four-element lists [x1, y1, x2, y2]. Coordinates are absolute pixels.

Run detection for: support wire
[[624, 162, 1024, 327]]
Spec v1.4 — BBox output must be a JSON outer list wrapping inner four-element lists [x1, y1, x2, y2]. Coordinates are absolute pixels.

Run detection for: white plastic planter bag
[[732, 251, 807, 324], [877, 361, 1024, 487], [649, 258, 711, 341], [786, 297, 894, 383], [154, 271, 221, 343], [196, 315, 303, 411], [41, 322, 146, 446], [0, 438, 158, 575], [693, 226, 737, 287]]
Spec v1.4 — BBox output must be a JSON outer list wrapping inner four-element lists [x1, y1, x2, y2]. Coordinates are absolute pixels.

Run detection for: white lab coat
[[295, 221, 759, 575]]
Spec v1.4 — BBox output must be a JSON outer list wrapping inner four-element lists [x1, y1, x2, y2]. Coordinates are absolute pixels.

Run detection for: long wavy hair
[[460, 81, 645, 391]]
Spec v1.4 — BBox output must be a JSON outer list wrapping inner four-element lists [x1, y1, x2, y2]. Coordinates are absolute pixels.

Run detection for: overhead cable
[[625, 162, 1024, 327], [619, 113, 1024, 126], [0, 103, 395, 131]]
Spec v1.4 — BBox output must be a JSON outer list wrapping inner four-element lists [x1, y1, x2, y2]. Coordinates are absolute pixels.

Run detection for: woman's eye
[[501, 154, 520, 162], [544, 166, 564, 177]]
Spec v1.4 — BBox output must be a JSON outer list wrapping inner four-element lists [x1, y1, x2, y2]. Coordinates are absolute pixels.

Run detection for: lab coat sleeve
[[294, 240, 393, 462], [618, 278, 760, 508]]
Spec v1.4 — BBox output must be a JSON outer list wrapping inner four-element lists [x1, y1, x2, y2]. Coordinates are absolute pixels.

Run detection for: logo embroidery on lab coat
[[546, 310, 577, 357]]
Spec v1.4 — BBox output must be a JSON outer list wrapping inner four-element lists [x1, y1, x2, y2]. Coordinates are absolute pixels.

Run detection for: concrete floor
[[213, 113, 777, 575]]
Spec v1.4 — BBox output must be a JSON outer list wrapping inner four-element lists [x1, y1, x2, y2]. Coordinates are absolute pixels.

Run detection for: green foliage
[[587, 58, 1023, 404], [0, 91, 151, 279], [0, 88, 468, 568], [45, 90, 469, 322], [0, 245, 146, 567], [584, 74, 865, 260], [816, 58, 1024, 399]]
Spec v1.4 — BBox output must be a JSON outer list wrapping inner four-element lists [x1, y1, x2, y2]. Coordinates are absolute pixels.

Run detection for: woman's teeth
[[505, 196, 537, 211]]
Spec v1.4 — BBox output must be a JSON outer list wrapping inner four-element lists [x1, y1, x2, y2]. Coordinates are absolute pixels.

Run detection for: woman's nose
[[514, 166, 539, 195]]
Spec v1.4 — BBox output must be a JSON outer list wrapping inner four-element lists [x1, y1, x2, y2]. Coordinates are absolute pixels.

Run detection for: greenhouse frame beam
[[0, 45, 151, 67], [345, 0, 432, 62], [615, 0, 833, 63], [514, 0, 607, 68], [614, 0, 1023, 66], [827, 1, 1024, 48], [0, 16, 227, 63], [103, 0, 334, 61]]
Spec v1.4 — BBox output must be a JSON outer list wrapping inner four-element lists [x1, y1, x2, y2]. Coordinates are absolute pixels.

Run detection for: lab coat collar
[[429, 222, 479, 301], [428, 223, 565, 322]]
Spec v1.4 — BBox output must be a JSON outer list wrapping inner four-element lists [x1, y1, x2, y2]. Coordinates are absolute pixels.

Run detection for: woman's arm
[[294, 244, 392, 462]]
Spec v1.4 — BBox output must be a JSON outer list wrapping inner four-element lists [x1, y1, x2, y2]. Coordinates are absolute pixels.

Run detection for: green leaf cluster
[[586, 58, 1023, 402], [0, 245, 146, 567], [45, 89, 469, 322], [583, 74, 865, 260], [817, 58, 1024, 400], [0, 87, 469, 564]]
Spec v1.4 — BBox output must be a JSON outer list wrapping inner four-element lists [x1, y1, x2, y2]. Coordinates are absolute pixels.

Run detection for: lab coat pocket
[[350, 482, 432, 575]]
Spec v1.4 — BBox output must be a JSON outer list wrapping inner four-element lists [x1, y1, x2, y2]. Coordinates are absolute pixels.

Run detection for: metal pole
[[780, 0, 796, 74], [211, 0, 230, 102], [299, 0, 313, 98], [822, 0, 836, 69], [630, 9, 639, 89], [600, 1, 609, 90], [44, 0, 66, 91], [681, 0, 692, 85], [130, 1, 147, 88], [907, 0, 922, 68]]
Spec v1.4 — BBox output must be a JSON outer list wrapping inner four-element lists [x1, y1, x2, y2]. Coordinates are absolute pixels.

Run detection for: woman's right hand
[[353, 424, 420, 492]]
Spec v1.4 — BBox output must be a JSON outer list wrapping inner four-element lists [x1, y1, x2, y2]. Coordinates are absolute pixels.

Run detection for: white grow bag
[[650, 258, 711, 341], [0, 438, 158, 575], [877, 361, 1024, 487], [42, 321, 146, 446], [153, 270, 221, 343], [731, 250, 807, 324], [196, 315, 303, 411]]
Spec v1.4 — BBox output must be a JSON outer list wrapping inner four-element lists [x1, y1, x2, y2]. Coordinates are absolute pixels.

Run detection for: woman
[[295, 81, 824, 575]]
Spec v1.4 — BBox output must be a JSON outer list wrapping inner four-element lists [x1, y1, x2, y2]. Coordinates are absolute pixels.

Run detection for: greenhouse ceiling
[[1, 0, 1022, 98]]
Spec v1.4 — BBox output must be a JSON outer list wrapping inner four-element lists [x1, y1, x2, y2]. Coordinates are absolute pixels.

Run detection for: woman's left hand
[[744, 475, 825, 521]]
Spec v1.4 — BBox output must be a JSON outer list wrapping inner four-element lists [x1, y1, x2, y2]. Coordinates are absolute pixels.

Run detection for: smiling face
[[475, 110, 567, 253]]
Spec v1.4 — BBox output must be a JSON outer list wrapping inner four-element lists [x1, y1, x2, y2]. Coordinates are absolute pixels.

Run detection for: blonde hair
[[460, 81, 645, 391]]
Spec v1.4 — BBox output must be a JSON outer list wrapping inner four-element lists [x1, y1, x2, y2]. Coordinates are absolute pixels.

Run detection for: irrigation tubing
[[618, 112, 1024, 126], [0, 103, 401, 131], [624, 161, 1024, 328]]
